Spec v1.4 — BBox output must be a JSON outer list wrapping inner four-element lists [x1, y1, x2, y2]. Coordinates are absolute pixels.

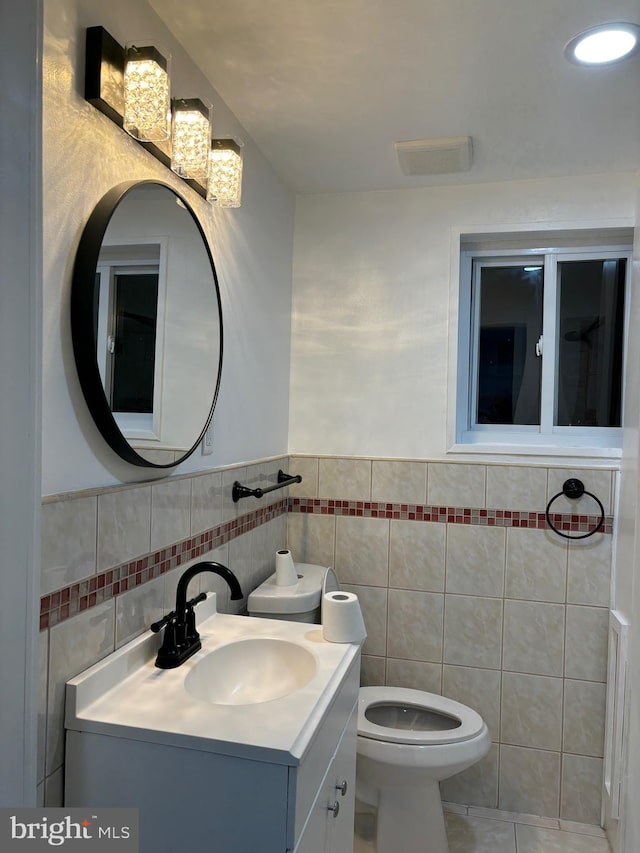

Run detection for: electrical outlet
[[201, 421, 214, 455]]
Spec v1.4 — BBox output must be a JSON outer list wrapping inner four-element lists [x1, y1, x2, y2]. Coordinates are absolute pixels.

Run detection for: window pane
[[556, 258, 626, 427], [476, 265, 543, 425], [110, 273, 159, 413]]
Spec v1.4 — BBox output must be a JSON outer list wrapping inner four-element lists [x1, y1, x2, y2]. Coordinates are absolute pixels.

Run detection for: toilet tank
[[248, 563, 339, 623]]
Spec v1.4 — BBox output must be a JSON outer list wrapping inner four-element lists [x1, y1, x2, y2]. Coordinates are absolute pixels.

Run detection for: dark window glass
[[110, 273, 159, 413], [556, 259, 626, 427], [476, 265, 543, 425]]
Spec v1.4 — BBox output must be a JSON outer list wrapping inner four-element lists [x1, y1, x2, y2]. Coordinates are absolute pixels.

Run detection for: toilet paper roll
[[322, 591, 367, 644], [275, 549, 298, 586]]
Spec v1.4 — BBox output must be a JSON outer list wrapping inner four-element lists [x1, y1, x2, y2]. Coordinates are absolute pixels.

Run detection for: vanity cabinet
[[65, 635, 359, 853]]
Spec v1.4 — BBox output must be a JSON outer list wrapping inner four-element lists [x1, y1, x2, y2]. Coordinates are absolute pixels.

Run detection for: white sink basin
[[184, 637, 317, 705], [66, 597, 361, 762]]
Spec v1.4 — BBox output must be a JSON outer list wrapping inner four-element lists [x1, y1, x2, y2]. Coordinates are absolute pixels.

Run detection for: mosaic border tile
[[39, 494, 613, 631], [39, 498, 287, 631], [288, 497, 613, 534]]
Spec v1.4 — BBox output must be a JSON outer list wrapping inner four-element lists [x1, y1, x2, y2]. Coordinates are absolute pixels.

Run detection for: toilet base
[[376, 782, 448, 853]]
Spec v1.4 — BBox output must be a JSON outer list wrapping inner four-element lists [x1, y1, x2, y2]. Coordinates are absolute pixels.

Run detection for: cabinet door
[[293, 772, 332, 853], [294, 705, 358, 853], [327, 705, 358, 853]]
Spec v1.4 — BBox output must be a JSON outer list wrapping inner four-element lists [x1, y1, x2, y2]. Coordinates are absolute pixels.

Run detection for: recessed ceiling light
[[565, 23, 640, 66]]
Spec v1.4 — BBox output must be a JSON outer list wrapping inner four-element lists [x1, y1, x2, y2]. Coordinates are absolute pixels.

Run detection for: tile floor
[[354, 803, 611, 853]]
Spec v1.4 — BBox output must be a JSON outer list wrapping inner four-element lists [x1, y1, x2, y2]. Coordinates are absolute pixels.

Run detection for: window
[[95, 240, 167, 441], [456, 238, 631, 451], [107, 267, 159, 415]]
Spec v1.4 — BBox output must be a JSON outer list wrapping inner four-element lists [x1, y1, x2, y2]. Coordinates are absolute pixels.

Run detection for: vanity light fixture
[[171, 99, 212, 183], [207, 139, 244, 208], [123, 43, 171, 141], [564, 22, 640, 65], [85, 27, 242, 206]]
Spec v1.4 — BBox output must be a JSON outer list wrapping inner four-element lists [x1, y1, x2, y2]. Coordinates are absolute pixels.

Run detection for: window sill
[[448, 441, 621, 467]]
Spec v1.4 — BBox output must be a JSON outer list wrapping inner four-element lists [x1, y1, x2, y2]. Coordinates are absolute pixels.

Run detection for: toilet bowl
[[357, 686, 491, 853]]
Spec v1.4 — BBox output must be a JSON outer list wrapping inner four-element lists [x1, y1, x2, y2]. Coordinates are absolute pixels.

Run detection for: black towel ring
[[545, 478, 605, 540]]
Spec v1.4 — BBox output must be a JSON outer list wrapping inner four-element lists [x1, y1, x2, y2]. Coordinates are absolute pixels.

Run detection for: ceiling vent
[[395, 136, 473, 176]]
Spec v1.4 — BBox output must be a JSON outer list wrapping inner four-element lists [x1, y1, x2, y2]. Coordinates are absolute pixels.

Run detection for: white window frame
[[96, 238, 168, 444], [452, 237, 632, 456]]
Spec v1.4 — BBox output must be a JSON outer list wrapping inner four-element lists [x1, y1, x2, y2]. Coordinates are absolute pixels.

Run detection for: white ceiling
[[149, 0, 640, 194]]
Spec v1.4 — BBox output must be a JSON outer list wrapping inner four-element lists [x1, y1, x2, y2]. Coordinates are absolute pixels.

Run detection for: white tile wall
[[389, 519, 446, 591], [115, 575, 165, 649], [445, 525, 506, 597], [41, 496, 97, 595], [335, 516, 390, 586], [387, 589, 444, 661], [444, 595, 504, 670], [565, 606, 609, 682], [190, 471, 223, 535], [372, 460, 427, 503], [505, 528, 567, 603], [500, 673, 563, 751], [318, 457, 372, 500], [150, 478, 191, 550], [486, 466, 548, 512], [46, 599, 115, 775], [428, 463, 486, 507], [97, 486, 151, 572], [289, 455, 614, 822], [39, 453, 613, 825], [502, 601, 566, 677], [499, 745, 561, 817], [443, 665, 501, 742]]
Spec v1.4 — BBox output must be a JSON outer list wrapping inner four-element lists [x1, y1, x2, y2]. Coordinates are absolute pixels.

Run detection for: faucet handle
[[150, 610, 176, 633], [150, 593, 205, 634], [156, 616, 180, 665], [186, 592, 207, 610]]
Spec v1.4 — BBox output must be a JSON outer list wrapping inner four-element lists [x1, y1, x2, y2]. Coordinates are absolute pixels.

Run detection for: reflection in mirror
[[71, 182, 223, 468], [96, 241, 162, 431]]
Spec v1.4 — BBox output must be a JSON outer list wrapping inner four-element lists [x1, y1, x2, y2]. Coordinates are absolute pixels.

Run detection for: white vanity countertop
[[65, 595, 360, 766]]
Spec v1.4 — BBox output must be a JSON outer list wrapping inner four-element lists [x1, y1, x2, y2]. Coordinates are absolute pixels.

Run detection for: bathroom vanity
[[64, 595, 360, 853]]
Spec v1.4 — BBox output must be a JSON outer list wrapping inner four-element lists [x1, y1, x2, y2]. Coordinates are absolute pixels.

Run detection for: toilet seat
[[358, 686, 485, 746]]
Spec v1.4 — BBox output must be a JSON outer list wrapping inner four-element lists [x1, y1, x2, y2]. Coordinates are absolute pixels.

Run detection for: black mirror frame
[[70, 180, 223, 468]]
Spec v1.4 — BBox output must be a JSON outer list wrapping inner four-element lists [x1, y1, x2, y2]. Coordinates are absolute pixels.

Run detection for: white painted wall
[[290, 175, 635, 460], [42, 0, 295, 495], [0, 0, 41, 807]]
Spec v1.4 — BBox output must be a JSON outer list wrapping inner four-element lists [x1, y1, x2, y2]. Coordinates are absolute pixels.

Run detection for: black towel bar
[[232, 469, 302, 502]]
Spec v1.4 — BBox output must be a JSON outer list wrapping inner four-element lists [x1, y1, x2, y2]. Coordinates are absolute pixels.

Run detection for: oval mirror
[[71, 181, 223, 468]]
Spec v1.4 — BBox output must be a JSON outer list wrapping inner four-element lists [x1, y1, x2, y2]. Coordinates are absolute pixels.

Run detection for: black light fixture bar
[[84, 26, 207, 199]]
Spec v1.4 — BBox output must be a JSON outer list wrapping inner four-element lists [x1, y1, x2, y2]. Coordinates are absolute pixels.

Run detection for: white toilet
[[357, 686, 490, 853], [248, 559, 491, 853]]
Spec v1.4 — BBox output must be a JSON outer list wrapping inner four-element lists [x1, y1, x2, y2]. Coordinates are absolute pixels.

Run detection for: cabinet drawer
[[289, 653, 360, 846]]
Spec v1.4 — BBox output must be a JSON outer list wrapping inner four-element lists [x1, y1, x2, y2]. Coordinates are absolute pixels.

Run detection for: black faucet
[[150, 561, 243, 669]]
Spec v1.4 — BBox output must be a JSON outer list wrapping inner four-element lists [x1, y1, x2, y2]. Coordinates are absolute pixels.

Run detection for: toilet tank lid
[[248, 563, 337, 614]]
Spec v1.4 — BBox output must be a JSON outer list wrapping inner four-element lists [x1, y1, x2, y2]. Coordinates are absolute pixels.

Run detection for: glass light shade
[[207, 140, 243, 208], [171, 99, 212, 182], [123, 44, 171, 141], [565, 23, 640, 65]]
